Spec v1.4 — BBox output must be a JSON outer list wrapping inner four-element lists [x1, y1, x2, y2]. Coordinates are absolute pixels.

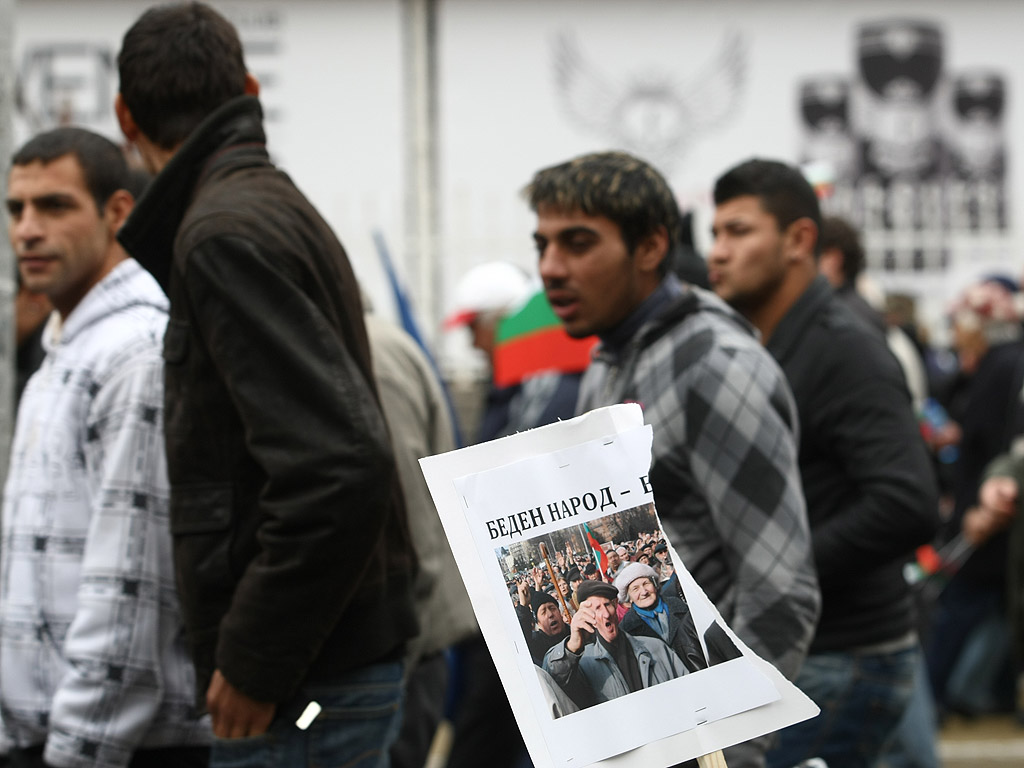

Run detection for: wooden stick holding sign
[[697, 750, 728, 768], [539, 542, 574, 619]]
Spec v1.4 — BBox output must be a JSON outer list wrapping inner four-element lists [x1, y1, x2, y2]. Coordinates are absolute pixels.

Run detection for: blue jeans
[[767, 645, 917, 768], [210, 660, 405, 768], [878, 652, 939, 768]]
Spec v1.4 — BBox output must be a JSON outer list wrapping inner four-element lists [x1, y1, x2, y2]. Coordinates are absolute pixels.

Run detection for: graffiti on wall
[[800, 18, 1009, 274], [13, 5, 285, 144], [553, 31, 747, 175]]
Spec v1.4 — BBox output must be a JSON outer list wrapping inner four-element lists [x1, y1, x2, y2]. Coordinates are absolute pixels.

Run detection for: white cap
[[613, 563, 659, 602], [444, 262, 532, 329]]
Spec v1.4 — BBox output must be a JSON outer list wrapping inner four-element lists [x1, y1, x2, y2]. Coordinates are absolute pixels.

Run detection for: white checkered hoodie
[[0, 259, 210, 768]]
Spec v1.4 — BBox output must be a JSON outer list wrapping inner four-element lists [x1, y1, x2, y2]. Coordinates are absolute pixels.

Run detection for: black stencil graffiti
[[17, 43, 116, 134], [800, 19, 1010, 274], [15, 9, 284, 137]]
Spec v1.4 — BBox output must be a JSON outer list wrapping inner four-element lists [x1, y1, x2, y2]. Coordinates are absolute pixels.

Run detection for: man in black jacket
[[514, 584, 570, 665], [709, 158, 940, 768], [114, 4, 418, 766]]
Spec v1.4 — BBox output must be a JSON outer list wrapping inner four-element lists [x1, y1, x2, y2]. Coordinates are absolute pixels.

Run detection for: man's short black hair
[[713, 159, 822, 256], [523, 150, 682, 276], [118, 2, 248, 150], [11, 127, 130, 213], [819, 215, 866, 285]]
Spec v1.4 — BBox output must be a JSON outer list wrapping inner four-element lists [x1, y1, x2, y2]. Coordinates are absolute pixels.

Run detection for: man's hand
[[517, 578, 530, 607], [979, 475, 1019, 516], [965, 475, 1019, 546], [566, 602, 597, 653], [207, 669, 276, 738], [531, 566, 544, 590]]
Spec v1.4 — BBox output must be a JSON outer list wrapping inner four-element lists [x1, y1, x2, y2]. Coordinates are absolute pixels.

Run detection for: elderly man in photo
[[543, 580, 686, 705]]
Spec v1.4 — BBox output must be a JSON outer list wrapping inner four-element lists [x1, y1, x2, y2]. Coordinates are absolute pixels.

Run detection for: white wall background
[[10, 0, 1024, 358]]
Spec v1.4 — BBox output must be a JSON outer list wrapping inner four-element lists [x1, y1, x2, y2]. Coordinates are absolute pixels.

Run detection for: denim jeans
[[878, 652, 939, 768], [210, 660, 405, 768], [767, 645, 917, 768]]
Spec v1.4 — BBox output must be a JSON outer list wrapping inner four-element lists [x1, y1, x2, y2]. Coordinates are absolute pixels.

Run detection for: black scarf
[[600, 632, 642, 693]]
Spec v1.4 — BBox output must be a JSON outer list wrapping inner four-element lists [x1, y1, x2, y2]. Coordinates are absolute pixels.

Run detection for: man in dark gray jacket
[[526, 151, 819, 768], [709, 158, 940, 768]]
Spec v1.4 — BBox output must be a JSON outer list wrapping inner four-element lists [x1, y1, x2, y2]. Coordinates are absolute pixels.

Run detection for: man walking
[[115, 3, 418, 765], [0, 127, 209, 767], [525, 151, 819, 768], [709, 158, 939, 768]]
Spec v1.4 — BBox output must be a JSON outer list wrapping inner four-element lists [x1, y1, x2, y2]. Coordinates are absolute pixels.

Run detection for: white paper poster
[[420, 404, 818, 768]]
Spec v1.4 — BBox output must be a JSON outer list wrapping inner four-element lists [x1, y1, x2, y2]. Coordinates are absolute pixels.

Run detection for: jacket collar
[[765, 275, 832, 364], [593, 275, 755, 365], [118, 95, 268, 292], [598, 274, 684, 356], [43, 258, 168, 350]]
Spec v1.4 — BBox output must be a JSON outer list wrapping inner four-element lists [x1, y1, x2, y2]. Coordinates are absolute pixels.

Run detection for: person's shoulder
[[663, 594, 690, 614], [627, 632, 671, 655], [179, 163, 312, 250], [71, 265, 166, 352], [366, 314, 433, 382], [646, 288, 767, 369], [811, 293, 903, 377]]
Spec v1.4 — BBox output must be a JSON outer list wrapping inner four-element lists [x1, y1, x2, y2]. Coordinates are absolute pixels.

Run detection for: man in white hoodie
[[0, 128, 209, 768]]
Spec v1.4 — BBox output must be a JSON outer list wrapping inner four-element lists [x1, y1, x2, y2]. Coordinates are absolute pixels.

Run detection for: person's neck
[[747, 267, 815, 344], [135, 134, 179, 174], [600, 274, 680, 353]]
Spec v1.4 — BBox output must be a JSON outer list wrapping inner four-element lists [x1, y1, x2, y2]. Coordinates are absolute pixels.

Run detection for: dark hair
[[523, 151, 681, 276], [819, 215, 865, 283], [713, 159, 822, 255], [118, 2, 247, 150], [12, 127, 129, 212]]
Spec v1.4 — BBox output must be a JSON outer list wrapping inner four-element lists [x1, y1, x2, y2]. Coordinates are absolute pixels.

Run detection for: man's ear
[[635, 226, 670, 275], [104, 189, 135, 233], [785, 217, 819, 263], [244, 72, 260, 97], [114, 93, 138, 143]]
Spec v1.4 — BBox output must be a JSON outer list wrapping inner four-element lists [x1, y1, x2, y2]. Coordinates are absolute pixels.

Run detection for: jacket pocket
[[171, 484, 233, 534], [163, 319, 189, 364], [170, 484, 235, 622]]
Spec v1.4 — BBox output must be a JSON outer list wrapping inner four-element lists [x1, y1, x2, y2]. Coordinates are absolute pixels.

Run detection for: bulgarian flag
[[492, 290, 598, 389], [583, 522, 608, 579]]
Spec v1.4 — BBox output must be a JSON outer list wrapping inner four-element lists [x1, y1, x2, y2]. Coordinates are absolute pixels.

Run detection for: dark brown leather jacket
[[119, 96, 418, 705]]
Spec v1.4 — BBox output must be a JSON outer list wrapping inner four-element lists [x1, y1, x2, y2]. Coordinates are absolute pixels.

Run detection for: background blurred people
[[819, 215, 928, 410], [365, 308, 478, 768], [926, 278, 1024, 720]]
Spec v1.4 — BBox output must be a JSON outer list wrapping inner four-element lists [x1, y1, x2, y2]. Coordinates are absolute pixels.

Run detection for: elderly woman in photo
[[615, 563, 743, 674]]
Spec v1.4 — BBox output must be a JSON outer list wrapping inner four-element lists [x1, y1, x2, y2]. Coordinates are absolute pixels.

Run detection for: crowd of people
[[509, 533, 742, 718], [0, 3, 1022, 768]]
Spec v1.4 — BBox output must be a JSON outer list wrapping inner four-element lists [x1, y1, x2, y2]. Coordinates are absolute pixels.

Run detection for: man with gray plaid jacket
[[525, 151, 820, 768]]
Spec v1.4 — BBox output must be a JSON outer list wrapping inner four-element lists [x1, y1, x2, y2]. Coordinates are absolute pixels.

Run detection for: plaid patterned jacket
[[576, 279, 820, 682], [0, 260, 209, 768]]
